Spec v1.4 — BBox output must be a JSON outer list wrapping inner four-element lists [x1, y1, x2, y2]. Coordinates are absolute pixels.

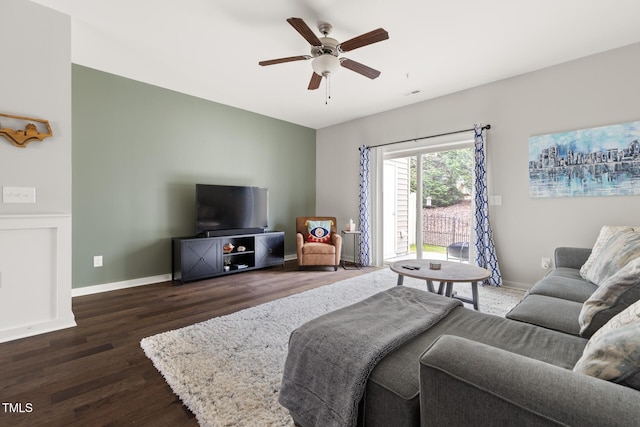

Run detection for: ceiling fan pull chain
[[325, 75, 329, 104]]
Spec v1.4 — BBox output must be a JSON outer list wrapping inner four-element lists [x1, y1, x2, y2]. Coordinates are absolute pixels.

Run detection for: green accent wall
[[72, 65, 316, 288]]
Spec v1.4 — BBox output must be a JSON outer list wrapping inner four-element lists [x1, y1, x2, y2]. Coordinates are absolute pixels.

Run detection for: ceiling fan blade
[[287, 17, 322, 46], [338, 28, 389, 52], [308, 72, 322, 90], [340, 58, 381, 79], [259, 55, 311, 66]]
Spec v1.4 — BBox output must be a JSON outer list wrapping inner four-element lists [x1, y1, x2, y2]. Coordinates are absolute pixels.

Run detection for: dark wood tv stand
[[171, 231, 285, 284]]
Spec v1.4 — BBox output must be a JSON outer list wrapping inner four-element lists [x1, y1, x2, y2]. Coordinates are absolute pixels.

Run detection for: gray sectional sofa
[[280, 226, 640, 426], [505, 246, 638, 337]]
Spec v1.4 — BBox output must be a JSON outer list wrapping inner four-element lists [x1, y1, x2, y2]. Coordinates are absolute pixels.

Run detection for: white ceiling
[[31, 0, 640, 129]]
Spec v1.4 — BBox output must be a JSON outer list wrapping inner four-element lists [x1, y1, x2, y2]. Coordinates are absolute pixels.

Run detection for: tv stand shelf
[[171, 231, 284, 284], [223, 250, 255, 256]]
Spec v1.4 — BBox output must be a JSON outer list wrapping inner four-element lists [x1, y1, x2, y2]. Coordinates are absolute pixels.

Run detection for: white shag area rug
[[141, 268, 524, 427]]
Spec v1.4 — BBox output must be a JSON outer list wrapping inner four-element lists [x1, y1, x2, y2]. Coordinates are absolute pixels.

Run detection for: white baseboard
[[71, 268, 526, 299], [72, 274, 172, 297], [73, 255, 298, 297], [0, 317, 77, 344], [501, 280, 530, 291]]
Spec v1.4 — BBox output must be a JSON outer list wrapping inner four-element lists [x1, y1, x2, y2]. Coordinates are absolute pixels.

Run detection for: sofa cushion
[[579, 257, 640, 338], [555, 247, 592, 270], [365, 304, 587, 427], [505, 294, 583, 336], [546, 266, 586, 281], [580, 225, 635, 280], [582, 228, 640, 285], [527, 272, 597, 303], [306, 220, 332, 243], [574, 299, 640, 390]]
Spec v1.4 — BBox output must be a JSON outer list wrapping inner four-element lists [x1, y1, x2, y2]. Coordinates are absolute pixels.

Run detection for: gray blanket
[[278, 286, 461, 427]]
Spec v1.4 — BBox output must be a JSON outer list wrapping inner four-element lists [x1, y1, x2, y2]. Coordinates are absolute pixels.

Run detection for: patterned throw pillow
[[583, 230, 640, 286], [580, 226, 636, 280], [579, 257, 640, 337], [574, 299, 640, 390], [306, 220, 332, 243]]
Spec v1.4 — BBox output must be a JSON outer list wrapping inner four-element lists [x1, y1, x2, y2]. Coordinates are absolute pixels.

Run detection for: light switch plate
[[3, 186, 36, 203], [489, 195, 502, 206]]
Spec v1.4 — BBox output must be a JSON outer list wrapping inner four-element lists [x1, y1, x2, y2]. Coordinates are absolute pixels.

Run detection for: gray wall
[[317, 42, 640, 289], [73, 65, 315, 288], [0, 0, 71, 214]]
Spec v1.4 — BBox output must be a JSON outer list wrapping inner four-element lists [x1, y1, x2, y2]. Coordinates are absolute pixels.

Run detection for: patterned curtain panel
[[359, 145, 371, 266], [473, 125, 502, 286]]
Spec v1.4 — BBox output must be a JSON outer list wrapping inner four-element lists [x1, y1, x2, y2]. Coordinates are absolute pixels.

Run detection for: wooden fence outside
[[422, 212, 470, 247]]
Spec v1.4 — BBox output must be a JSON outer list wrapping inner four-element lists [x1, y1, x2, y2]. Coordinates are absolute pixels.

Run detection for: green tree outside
[[410, 148, 473, 208]]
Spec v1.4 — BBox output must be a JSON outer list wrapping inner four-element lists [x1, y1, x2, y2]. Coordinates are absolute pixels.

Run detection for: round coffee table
[[390, 259, 490, 310]]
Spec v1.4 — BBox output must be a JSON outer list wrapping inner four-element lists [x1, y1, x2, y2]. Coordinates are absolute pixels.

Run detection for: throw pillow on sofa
[[579, 257, 640, 337], [574, 299, 640, 390], [306, 220, 332, 243], [582, 230, 640, 286], [580, 225, 636, 280]]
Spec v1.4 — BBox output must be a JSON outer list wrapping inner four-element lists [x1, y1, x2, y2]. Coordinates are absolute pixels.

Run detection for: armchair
[[296, 216, 342, 271]]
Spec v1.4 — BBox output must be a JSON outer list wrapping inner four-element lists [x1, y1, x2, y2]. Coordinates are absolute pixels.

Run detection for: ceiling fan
[[259, 17, 389, 91]]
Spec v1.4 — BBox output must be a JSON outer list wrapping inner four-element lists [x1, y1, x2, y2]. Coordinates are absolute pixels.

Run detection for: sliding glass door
[[382, 145, 473, 264]]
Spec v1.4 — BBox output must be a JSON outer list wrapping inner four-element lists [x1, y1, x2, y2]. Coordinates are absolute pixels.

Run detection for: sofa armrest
[[296, 232, 304, 259], [554, 247, 591, 269], [331, 232, 342, 264], [419, 335, 639, 426]]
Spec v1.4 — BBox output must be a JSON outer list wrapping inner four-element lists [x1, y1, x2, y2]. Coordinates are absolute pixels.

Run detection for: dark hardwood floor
[[0, 261, 376, 426]]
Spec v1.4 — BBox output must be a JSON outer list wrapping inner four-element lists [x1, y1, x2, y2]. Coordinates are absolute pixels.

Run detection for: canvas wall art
[[529, 120, 640, 198]]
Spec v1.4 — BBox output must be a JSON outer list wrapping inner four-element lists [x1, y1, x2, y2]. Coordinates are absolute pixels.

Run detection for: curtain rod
[[367, 124, 491, 149]]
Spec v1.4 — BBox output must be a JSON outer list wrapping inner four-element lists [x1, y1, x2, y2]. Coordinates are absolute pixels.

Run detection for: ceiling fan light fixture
[[311, 54, 340, 77], [259, 18, 388, 99]]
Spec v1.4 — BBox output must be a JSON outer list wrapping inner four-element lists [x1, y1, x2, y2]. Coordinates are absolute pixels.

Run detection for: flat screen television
[[195, 184, 269, 236]]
